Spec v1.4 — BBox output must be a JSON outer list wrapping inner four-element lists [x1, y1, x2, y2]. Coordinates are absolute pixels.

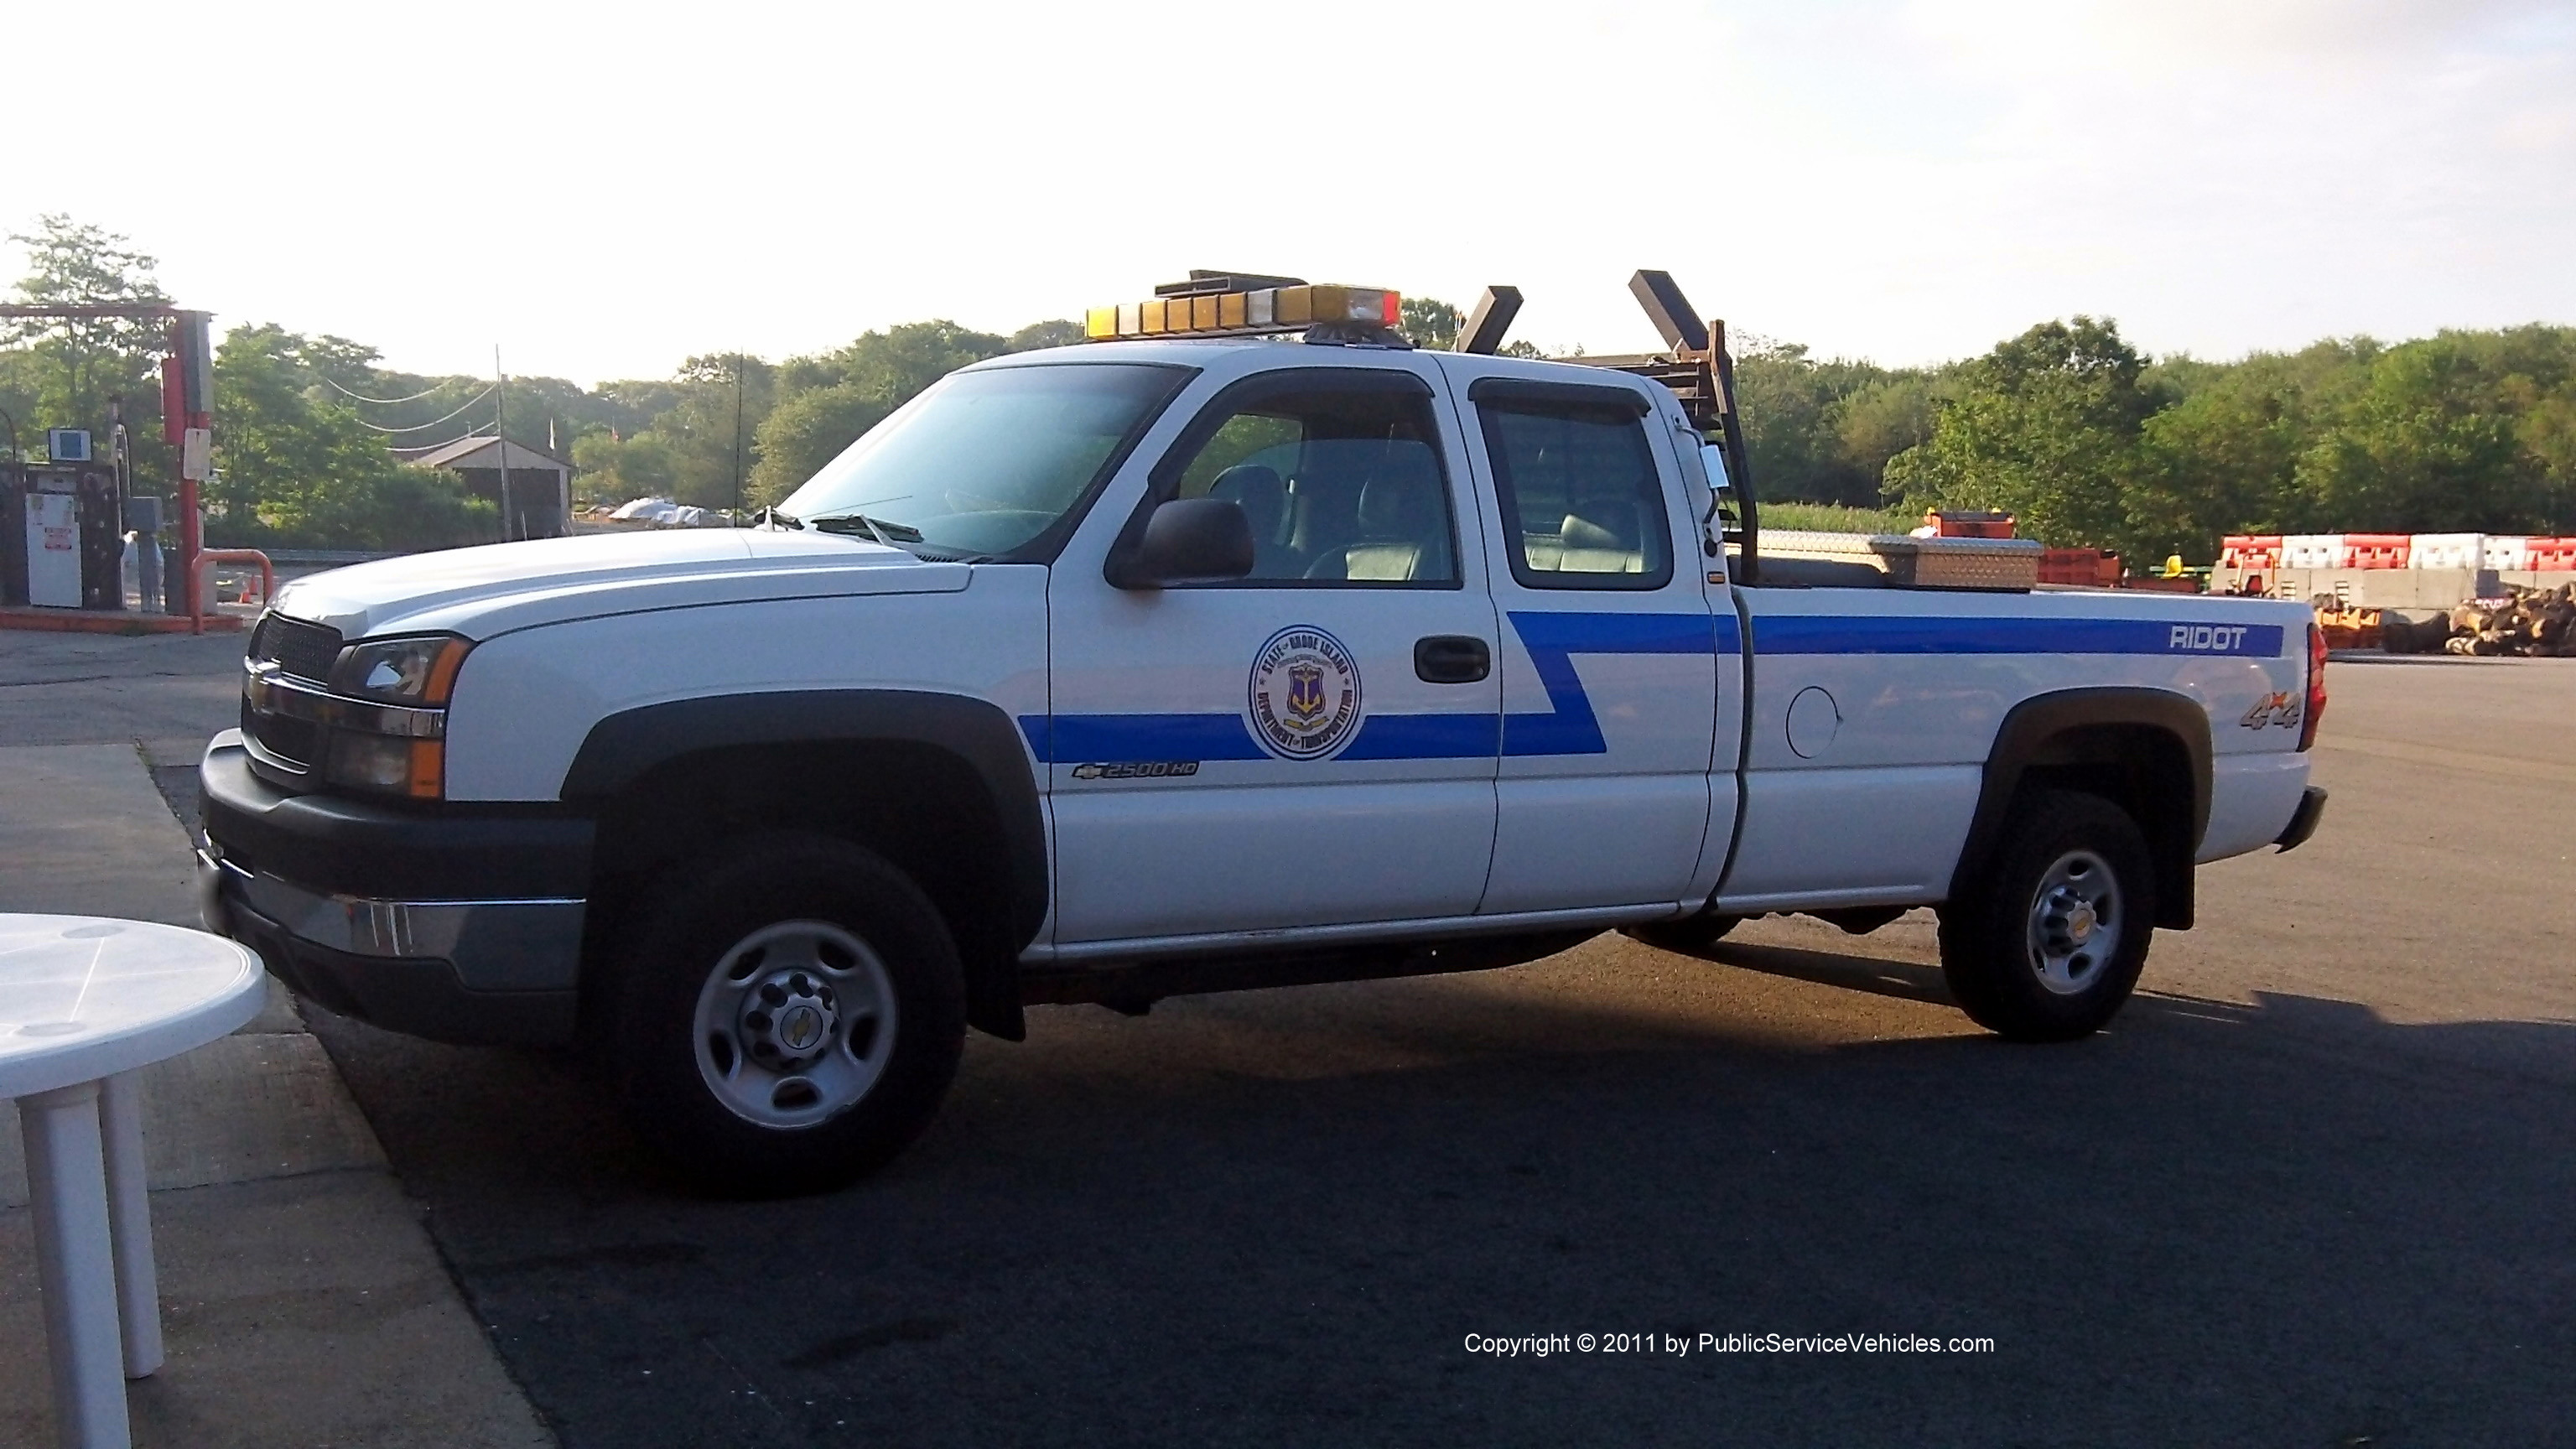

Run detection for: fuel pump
[[18, 465, 84, 608], [77, 463, 122, 610]]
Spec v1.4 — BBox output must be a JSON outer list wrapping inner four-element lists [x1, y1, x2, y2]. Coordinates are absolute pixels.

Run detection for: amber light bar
[[1086, 283, 1400, 340]]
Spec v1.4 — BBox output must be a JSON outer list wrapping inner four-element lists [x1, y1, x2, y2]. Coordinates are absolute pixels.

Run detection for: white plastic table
[[1, 914, 267, 1449]]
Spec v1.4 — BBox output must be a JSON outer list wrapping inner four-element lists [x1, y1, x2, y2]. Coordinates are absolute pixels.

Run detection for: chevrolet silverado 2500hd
[[197, 272, 2327, 1194]]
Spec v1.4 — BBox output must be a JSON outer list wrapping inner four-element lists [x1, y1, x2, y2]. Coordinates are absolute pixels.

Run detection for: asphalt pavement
[[14, 624, 2570, 1446], [312, 654, 2573, 1448]]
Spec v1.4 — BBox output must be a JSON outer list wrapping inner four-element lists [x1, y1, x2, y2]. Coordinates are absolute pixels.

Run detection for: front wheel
[[610, 834, 965, 1197], [1937, 790, 2155, 1042]]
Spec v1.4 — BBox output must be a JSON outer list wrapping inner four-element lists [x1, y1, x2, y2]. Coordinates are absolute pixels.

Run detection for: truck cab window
[[1479, 402, 1673, 590], [1166, 385, 1457, 586]]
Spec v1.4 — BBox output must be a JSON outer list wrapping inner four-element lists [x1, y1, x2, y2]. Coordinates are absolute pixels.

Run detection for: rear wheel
[[610, 834, 964, 1197], [1621, 913, 1742, 953], [1938, 791, 2155, 1041]]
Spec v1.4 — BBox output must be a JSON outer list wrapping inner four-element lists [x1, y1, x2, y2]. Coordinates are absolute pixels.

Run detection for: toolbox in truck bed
[[1760, 531, 2044, 590]]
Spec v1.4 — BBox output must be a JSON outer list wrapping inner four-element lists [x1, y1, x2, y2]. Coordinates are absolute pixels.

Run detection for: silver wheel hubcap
[[2026, 850, 2121, 995], [693, 920, 896, 1129]]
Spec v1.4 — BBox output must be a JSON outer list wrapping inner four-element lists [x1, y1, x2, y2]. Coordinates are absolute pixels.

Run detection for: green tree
[[2443, 325, 2576, 528], [570, 429, 679, 503], [1886, 318, 2168, 559], [1401, 296, 1461, 351], [0, 350, 47, 461], [834, 321, 1011, 403], [1834, 375, 1940, 496], [3, 215, 174, 474], [1732, 341, 1938, 506], [2520, 385, 2576, 522], [745, 320, 1014, 503], [2134, 339, 2378, 545], [746, 386, 896, 507], [652, 353, 776, 508], [209, 325, 492, 549], [1008, 319, 1086, 352], [2293, 337, 2555, 533]]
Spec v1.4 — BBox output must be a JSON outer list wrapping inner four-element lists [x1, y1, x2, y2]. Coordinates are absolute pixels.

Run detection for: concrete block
[[1, 1032, 383, 1210], [0, 1171, 554, 1448]]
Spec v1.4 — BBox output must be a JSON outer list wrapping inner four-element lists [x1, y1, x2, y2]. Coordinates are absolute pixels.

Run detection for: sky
[[9, 0, 2572, 385]]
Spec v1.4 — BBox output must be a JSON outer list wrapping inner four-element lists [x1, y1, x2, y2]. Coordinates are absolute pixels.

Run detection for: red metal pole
[[179, 473, 203, 631], [160, 352, 197, 626], [167, 319, 210, 631]]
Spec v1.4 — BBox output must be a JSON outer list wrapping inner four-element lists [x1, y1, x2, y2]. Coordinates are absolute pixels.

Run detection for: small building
[[401, 435, 573, 540]]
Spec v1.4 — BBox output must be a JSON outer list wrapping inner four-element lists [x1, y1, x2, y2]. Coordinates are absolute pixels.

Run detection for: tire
[[609, 833, 965, 1197], [1621, 913, 1742, 953], [1937, 790, 2156, 1042]]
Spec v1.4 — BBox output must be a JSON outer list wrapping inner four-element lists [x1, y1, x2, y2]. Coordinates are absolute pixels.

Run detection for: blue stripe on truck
[[1502, 610, 1727, 756], [1019, 610, 2277, 765], [1025, 610, 1729, 764], [1752, 615, 2285, 658]]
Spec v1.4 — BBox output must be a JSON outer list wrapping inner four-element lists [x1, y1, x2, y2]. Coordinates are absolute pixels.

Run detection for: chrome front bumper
[[195, 846, 587, 1043]]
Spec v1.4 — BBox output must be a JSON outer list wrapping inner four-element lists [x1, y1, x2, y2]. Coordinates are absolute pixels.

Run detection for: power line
[[319, 373, 465, 406], [393, 418, 502, 456], [344, 385, 496, 434]]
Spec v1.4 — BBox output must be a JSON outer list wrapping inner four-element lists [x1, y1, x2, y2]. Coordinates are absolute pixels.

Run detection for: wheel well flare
[[1950, 689, 2210, 931]]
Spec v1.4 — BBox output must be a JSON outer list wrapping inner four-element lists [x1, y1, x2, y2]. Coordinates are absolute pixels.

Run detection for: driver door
[[1041, 360, 1504, 946]]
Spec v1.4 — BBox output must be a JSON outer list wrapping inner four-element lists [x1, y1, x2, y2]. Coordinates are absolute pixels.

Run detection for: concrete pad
[[0, 730, 552, 1446], [1, 1033, 384, 1210], [0, 743, 202, 927], [0, 742, 299, 1033], [0, 1171, 554, 1449]]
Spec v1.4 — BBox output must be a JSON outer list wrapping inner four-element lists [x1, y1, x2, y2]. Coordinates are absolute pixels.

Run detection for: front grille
[[252, 613, 343, 683]]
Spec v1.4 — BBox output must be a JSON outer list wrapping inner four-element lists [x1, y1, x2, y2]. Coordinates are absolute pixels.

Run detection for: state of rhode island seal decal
[[1248, 625, 1362, 761]]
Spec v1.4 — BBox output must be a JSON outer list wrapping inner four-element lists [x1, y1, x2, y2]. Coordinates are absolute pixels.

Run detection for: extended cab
[[197, 272, 2327, 1194]]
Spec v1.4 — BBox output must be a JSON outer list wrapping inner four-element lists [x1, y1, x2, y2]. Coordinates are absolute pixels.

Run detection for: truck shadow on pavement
[[303, 939, 2574, 1449], [1695, 935, 1953, 1005]]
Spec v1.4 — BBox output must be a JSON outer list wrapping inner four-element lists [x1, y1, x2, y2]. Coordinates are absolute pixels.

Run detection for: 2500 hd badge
[[1070, 761, 1202, 780]]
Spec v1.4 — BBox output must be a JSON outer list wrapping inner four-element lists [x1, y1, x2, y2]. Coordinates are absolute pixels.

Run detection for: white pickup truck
[[197, 272, 2327, 1194]]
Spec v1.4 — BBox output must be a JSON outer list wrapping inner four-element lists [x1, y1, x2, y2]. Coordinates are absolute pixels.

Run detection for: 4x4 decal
[[2241, 692, 2303, 730]]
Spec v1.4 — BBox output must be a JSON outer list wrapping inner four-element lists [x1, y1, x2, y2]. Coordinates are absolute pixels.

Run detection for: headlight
[[331, 635, 471, 705], [301, 634, 470, 798]]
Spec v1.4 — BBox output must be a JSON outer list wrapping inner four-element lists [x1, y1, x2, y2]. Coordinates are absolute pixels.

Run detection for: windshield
[[776, 362, 1185, 557]]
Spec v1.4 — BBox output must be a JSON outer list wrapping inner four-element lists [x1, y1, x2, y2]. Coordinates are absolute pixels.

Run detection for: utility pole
[[731, 354, 745, 513], [493, 345, 511, 542]]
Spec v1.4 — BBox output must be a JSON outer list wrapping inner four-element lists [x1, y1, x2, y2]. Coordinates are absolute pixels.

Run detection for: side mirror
[[1700, 440, 1732, 497], [1108, 496, 1255, 589]]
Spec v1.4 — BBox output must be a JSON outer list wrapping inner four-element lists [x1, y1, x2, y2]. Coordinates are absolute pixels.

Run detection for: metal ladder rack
[[1565, 271, 1762, 583]]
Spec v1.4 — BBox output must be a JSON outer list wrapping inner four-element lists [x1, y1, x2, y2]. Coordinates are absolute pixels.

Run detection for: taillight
[[2298, 621, 2326, 751]]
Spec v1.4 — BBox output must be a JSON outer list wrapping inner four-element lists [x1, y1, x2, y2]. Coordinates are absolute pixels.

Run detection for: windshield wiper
[[810, 512, 924, 544], [755, 506, 802, 529]]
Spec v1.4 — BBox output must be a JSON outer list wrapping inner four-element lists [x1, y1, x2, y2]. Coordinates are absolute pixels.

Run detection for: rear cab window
[[1468, 380, 1674, 591]]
